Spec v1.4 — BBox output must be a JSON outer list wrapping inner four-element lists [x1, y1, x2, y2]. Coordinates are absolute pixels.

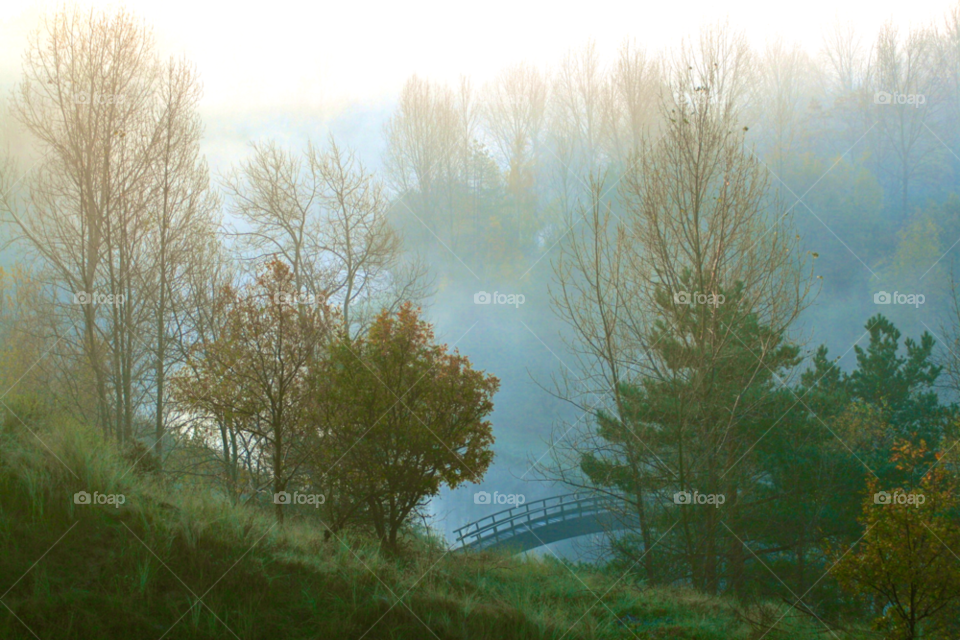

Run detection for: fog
[[3, 1, 960, 636], [1, 0, 958, 542], [1, 0, 957, 530]]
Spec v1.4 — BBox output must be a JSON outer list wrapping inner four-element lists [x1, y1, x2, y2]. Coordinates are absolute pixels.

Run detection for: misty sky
[[2, 0, 957, 118]]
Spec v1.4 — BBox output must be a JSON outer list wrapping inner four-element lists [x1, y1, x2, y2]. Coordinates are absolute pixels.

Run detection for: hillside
[[0, 416, 823, 640]]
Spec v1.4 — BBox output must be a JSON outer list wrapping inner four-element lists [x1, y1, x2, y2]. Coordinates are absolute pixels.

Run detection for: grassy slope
[[0, 420, 821, 640]]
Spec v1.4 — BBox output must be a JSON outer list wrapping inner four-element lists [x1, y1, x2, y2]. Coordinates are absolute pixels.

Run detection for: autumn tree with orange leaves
[[309, 303, 499, 551], [172, 260, 338, 522], [832, 439, 960, 640]]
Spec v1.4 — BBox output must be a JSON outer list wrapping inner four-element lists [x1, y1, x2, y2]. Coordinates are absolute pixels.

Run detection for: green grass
[[0, 417, 827, 639]]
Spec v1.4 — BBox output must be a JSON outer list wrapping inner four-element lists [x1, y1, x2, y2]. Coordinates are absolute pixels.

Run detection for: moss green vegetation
[[0, 417, 826, 639]]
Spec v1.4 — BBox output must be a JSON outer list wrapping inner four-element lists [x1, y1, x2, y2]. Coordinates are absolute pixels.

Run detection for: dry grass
[[0, 415, 828, 639]]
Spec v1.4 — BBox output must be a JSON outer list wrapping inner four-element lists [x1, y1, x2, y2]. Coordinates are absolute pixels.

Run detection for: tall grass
[[0, 416, 835, 639]]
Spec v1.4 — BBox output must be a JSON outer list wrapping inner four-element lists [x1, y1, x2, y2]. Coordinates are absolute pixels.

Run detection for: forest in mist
[[2, 2, 960, 639]]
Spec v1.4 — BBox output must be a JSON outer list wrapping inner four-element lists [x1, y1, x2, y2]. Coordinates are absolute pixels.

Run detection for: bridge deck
[[454, 493, 638, 554]]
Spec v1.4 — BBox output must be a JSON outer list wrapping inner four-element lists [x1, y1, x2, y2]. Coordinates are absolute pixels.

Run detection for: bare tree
[[482, 64, 548, 171], [2, 7, 217, 447], [547, 177, 654, 578], [314, 139, 427, 334], [383, 76, 461, 237], [165, 231, 253, 498], [481, 63, 548, 246], [870, 22, 945, 217], [223, 137, 428, 338], [939, 5, 960, 144], [603, 40, 663, 165], [544, 25, 816, 594], [549, 41, 607, 221], [142, 57, 220, 459], [754, 39, 813, 185], [820, 20, 871, 96]]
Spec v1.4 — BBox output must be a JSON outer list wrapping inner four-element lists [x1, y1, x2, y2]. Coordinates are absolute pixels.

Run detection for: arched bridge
[[453, 493, 638, 554]]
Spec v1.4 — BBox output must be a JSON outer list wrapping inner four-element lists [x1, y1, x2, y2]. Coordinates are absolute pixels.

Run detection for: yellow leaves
[[890, 438, 929, 469], [829, 403, 891, 453], [834, 439, 960, 633]]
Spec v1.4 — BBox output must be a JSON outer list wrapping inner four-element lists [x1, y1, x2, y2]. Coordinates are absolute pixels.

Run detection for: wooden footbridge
[[453, 493, 638, 554]]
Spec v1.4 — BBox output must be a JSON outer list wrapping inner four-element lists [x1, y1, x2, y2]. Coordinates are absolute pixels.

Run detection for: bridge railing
[[453, 493, 624, 549]]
